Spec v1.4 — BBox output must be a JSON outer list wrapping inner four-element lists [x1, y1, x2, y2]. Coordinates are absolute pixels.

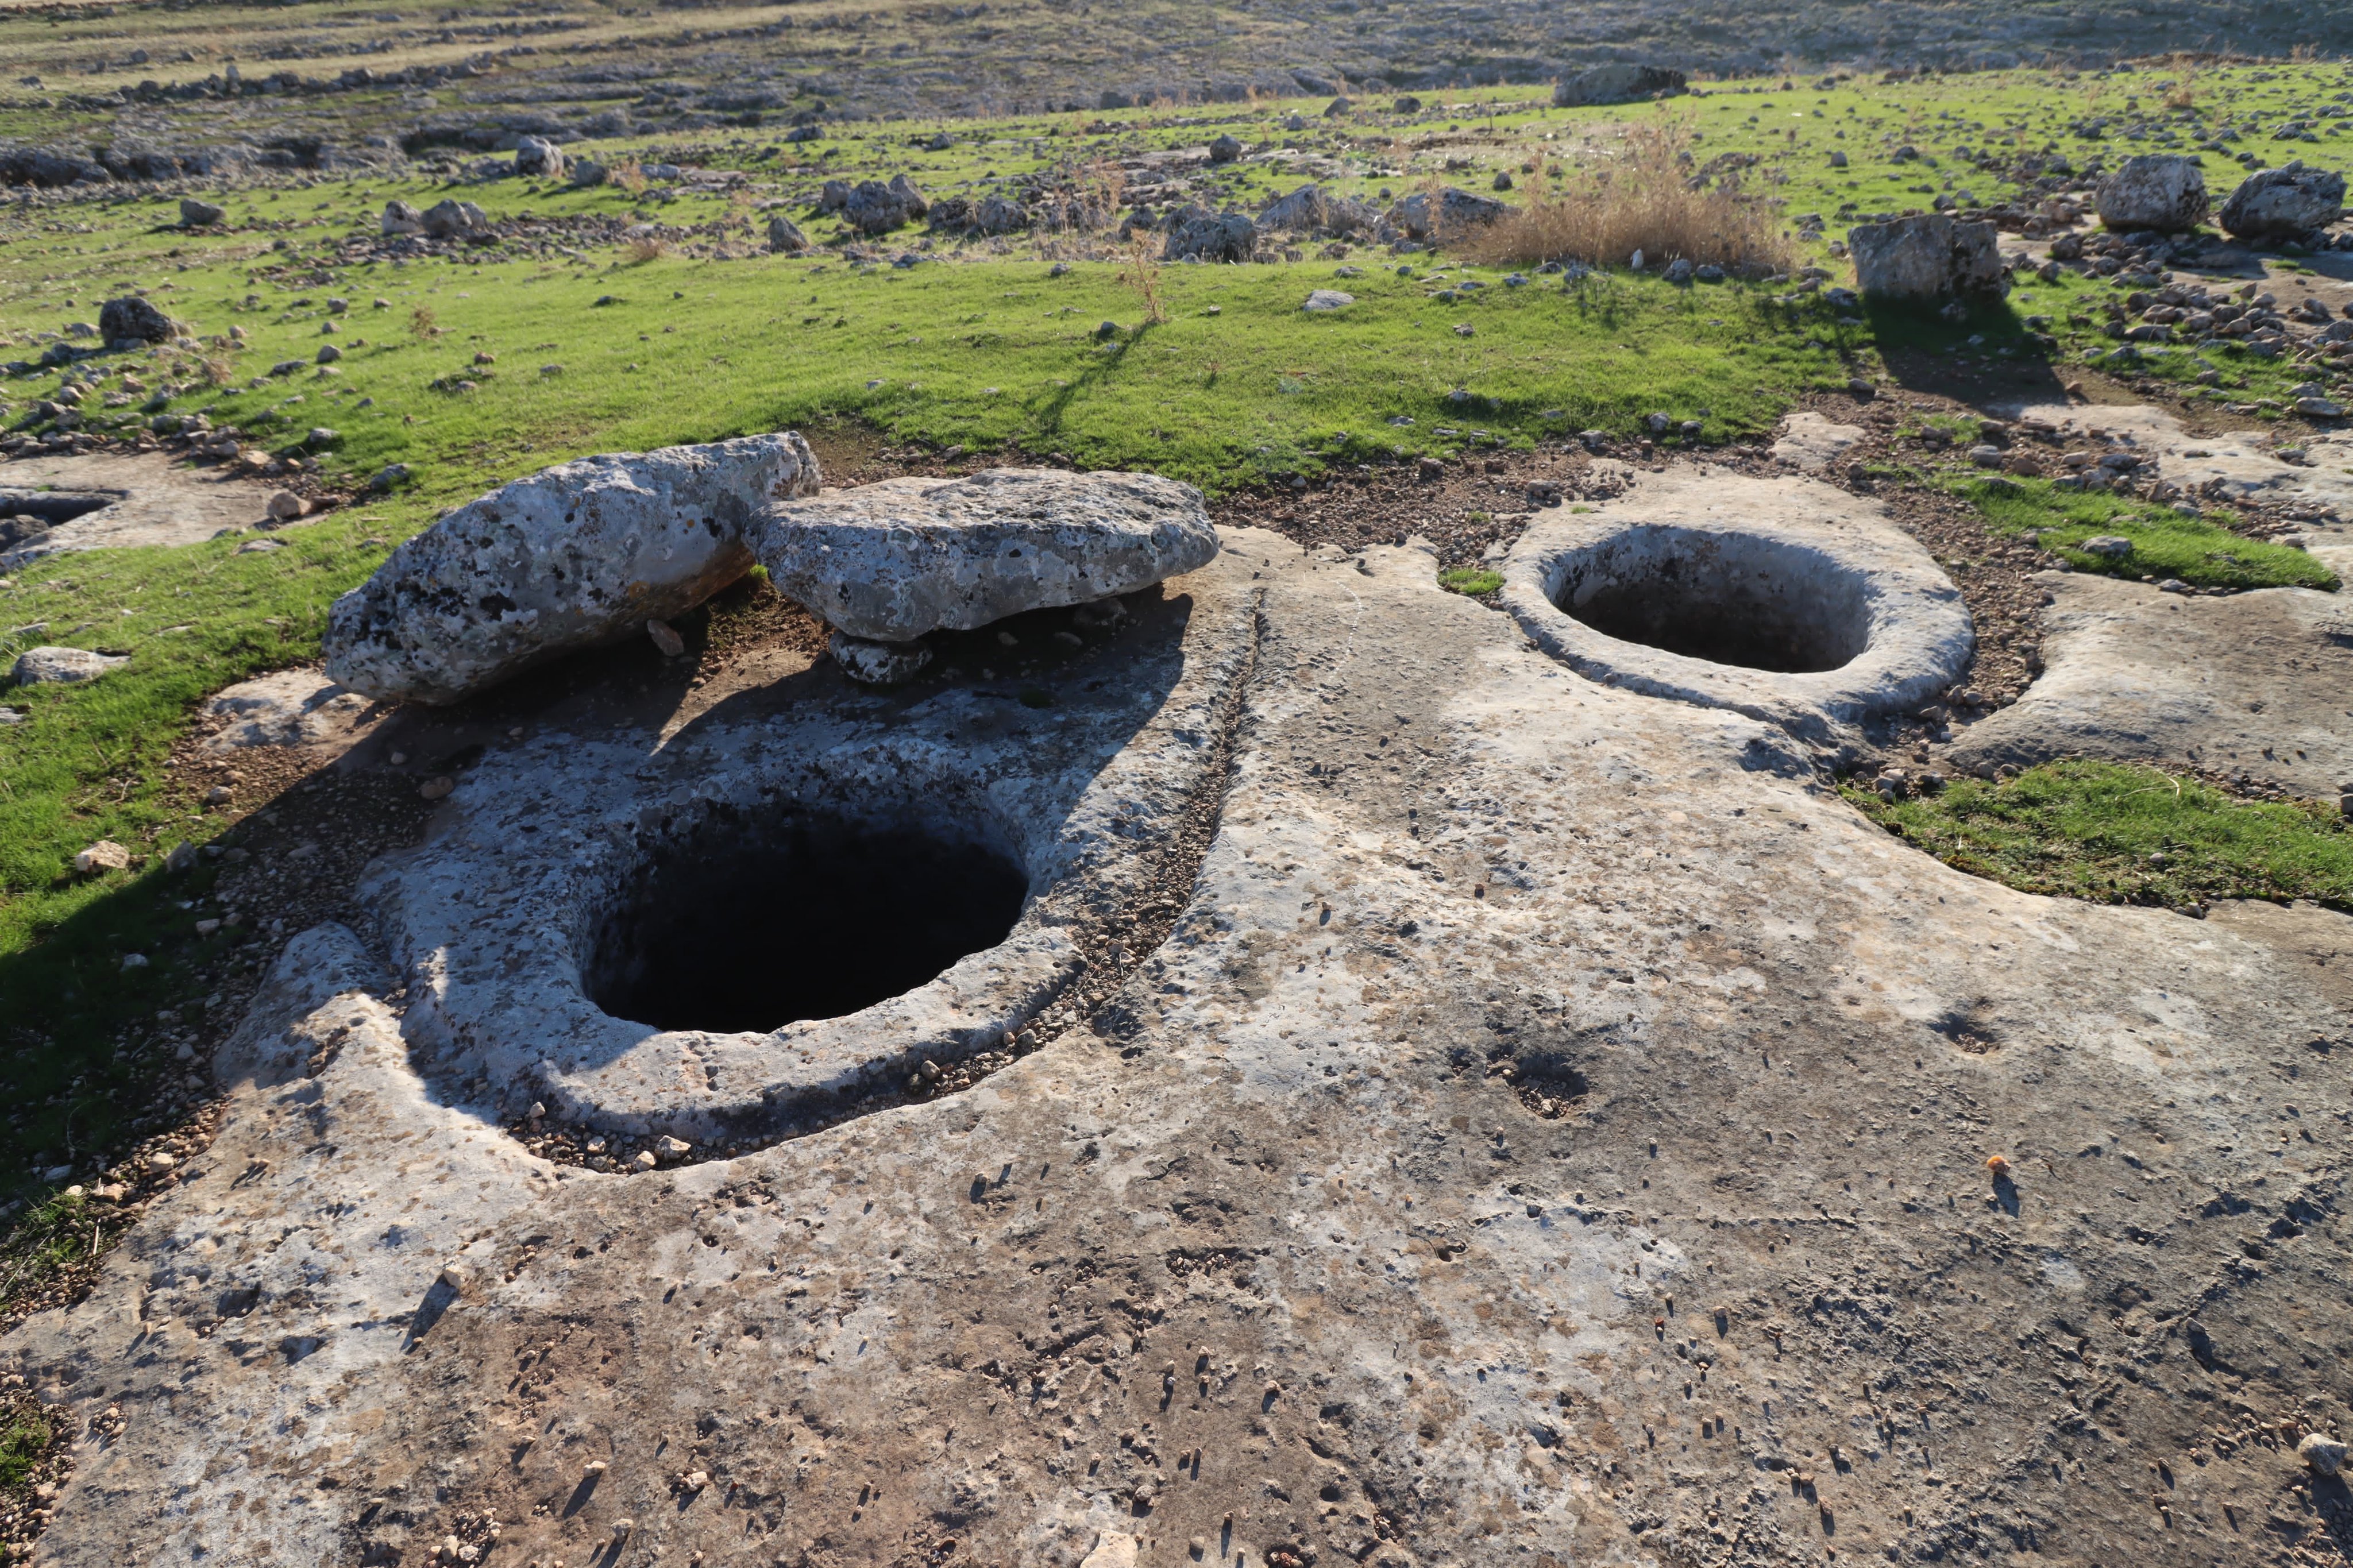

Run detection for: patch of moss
[[1438, 567, 1505, 596]]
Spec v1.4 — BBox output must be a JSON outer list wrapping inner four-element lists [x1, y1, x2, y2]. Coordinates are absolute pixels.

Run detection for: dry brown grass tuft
[[408, 306, 439, 342], [609, 158, 648, 196], [624, 235, 670, 265], [1117, 232, 1166, 323], [1460, 120, 1793, 277]]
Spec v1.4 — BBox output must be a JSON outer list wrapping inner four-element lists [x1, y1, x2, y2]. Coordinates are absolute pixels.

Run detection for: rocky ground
[[3, 418, 2350, 1565]]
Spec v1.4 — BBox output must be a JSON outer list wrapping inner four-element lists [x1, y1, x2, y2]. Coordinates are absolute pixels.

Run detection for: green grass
[[1847, 760, 2353, 911], [1935, 473, 2340, 590], [1437, 567, 1505, 595], [0, 1400, 51, 1492]]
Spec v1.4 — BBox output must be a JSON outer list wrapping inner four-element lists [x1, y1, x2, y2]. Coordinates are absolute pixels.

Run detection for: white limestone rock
[[323, 433, 820, 705], [828, 629, 934, 686], [2097, 154, 2208, 233], [11, 645, 126, 686], [754, 468, 1218, 643], [203, 668, 379, 750]]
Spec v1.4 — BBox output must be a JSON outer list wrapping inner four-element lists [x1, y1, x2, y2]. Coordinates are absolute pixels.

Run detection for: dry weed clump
[[624, 235, 671, 265], [609, 157, 649, 195], [1117, 233, 1167, 323], [1461, 122, 1793, 277]]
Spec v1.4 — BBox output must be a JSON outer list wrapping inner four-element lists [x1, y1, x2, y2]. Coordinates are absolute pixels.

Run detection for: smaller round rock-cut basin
[[1502, 470, 1973, 742]]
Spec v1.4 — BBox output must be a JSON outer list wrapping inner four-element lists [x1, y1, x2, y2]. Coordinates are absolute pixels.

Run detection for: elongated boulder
[[2097, 154, 2207, 233], [753, 468, 1218, 643], [1552, 63, 1685, 106], [323, 433, 820, 704]]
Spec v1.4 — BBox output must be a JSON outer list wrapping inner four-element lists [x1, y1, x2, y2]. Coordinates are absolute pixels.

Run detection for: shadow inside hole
[[1550, 529, 1869, 674], [586, 808, 1029, 1035]]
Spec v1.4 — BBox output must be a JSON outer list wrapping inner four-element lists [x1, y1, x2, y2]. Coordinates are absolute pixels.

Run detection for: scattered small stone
[[2299, 1432, 2347, 1477], [267, 491, 306, 522], [646, 618, 687, 658], [2079, 535, 2134, 560], [1302, 289, 1355, 312], [74, 839, 132, 875], [419, 775, 456, 801]]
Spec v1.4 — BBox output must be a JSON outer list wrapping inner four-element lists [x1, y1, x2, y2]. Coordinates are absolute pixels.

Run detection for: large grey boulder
[[2097, 154, 2208, 233], [1257, 182, 1386, 235], [514, 136, 565, 178], [1162, 207, 1258, 263], [381, 199, 425, 235], [98, 296, 176, 345], [2219, 161, 2346, 242], [753, 468, 1219, 642], [840, 175, 927, 235], [178, 196, 226, 227], [420, 198, 489, 240], [323, 434, 821, 704], [1387, 186, 1509, 241], [766, 213, 811, 253], [10, 645, 127, 686], [1848, 213, 2002, 300], [1553, 63, 1686, 106], [1207, 133, 1243, 164]]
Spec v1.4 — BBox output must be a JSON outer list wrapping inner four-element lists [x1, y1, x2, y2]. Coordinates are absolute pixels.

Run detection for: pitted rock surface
[[202, 668, 382, 751], [2219, 161, 2346, 241], [16, 529, 2353, 1568], [2096, 153, 2209, 232], [323, 432, 820, 704], [1847, 213, 2002, 300], [755, 468, 1219, 642]]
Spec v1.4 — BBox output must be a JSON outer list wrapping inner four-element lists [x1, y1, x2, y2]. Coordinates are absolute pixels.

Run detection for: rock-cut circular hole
[[586, 809, 1029, 1034], [1549, 526, 1870, 674]]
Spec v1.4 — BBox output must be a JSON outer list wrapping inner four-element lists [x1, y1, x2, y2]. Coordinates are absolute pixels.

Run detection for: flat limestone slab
[[1947, 570, 2353, 797], [755, 468, 1218, 641], [0, 450, 282, 562], [17, 530, 2353, 1568], [1768, 410, 1864, 472]]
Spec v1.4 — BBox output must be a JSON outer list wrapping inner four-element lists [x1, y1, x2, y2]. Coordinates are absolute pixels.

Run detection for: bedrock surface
[[11, 533, 2350, 1568]]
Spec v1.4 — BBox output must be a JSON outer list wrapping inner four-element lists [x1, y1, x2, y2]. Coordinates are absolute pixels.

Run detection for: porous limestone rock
[[10, 645, 126, 685], [202, 669, 380, 751], [827, 630, 934, 686], [420, 198, 488, 240], [765, 213, 811, 253], [754, 468, 1218, 643], [98, 295, 176, 345], [1387, 185, 1509, 240], [513, 135, 565, 178], [1551, 63, 1686, 106], [1302, 289, 1355, 311], [2219, 161, 2346, 242], [1162, 206, 1257, 263], [381, 199, 424, 235], [322, 433, 820, 704], [178, 197, 226, 227], [2097, 153, 2208, 233], [1847, 213, 2002, 300]]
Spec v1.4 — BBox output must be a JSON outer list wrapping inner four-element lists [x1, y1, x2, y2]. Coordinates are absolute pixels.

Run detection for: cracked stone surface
[[13, 523, 2353, 1568], [1945, 571, 2353, 797]]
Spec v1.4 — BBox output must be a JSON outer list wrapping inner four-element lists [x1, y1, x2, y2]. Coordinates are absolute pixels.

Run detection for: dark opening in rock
[[1548, 526, 1869, 674], [588, 810, 1028, 1033], [0, 489, 118, 524]]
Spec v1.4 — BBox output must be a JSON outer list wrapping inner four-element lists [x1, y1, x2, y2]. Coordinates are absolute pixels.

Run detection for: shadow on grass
[[1863, 295, 2073, 408]]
